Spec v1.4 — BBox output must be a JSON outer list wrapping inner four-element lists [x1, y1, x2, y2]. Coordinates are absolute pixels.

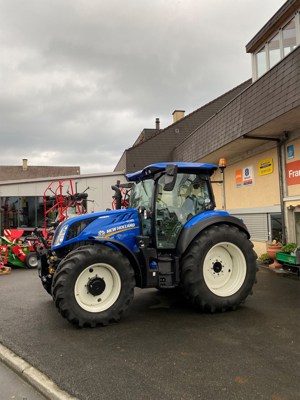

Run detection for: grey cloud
[[0, 0, 285, 173]]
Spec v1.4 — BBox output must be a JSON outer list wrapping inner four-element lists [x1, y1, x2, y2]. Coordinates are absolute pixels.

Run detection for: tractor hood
[[51, 208, 140, 252]]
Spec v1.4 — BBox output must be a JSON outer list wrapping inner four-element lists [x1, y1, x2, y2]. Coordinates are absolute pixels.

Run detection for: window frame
[[253, 11, 300, 80]]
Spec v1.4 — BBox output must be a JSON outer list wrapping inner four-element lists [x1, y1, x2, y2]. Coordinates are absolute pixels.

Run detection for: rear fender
[[88, 237, 143, 287], [176, 214, 250, 257]]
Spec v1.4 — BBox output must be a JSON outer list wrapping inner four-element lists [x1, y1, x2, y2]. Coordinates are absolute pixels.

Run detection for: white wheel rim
[[28, 255, 38, 267], [203, 242, 247, 297], [74, 263, 121, 312]]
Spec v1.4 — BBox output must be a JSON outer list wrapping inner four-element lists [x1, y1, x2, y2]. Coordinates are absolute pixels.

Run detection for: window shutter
[[233, 213, 268, 241]]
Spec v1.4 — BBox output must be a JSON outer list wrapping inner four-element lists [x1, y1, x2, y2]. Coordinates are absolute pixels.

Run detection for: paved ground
[[0, 266, 299, 400], [0, 359, 47, 400]]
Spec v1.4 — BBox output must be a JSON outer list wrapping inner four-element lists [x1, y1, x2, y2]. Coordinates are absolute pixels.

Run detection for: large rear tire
[[52, 245, 135, 327], [181, 224, 257, 312]]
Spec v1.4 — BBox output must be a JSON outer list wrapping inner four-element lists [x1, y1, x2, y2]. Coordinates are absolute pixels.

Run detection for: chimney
[[172, 110, 185, 123], [155, 118, 160, 130], [22, 158, 28, 171]]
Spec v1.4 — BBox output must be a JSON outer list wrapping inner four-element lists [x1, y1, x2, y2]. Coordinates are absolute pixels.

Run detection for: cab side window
[[155, 173, 211, 248]]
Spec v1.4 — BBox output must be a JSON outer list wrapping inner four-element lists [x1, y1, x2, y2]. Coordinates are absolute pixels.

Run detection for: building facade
[[0, 172, 124, 233], [0, 1, 299, 256], [114, 0, 300, 255]]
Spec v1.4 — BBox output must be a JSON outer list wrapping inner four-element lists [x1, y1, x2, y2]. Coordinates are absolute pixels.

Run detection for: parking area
[[0, 266, 299, 400]]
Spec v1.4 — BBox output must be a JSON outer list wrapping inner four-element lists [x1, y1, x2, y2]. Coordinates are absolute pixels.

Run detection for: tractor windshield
[[129, 179, 154, 210]]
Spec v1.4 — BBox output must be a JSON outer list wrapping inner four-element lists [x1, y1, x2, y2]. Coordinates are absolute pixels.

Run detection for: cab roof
[[126, 162, 218, 182]]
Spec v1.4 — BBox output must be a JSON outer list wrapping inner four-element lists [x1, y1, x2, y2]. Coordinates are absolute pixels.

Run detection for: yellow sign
[[258, 158, 273, 176]]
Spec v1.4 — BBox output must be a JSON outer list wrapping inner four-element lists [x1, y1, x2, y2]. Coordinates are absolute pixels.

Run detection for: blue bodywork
[[52, 208, 141, 253], [52, 162, 220, 253], [184, 209, 231, 228]]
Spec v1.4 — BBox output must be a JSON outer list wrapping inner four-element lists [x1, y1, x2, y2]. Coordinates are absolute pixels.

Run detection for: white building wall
[[0, 172, 125, 213]]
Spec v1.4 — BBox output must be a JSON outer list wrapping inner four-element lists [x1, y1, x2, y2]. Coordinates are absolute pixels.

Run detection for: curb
[[0, 342, 78, 400]]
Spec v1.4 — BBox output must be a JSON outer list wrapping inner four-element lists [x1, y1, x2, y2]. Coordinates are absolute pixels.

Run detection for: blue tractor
[[40, 162, 257, 327]]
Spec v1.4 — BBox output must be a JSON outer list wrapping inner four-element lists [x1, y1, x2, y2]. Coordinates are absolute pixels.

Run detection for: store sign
[[235, 166, 254, 187], [286, 160, 300, 186], [287, 145, 294, 160], [258, 158, 273, 176], [235, 169, 243, 187], [243, 166, 254, 186]]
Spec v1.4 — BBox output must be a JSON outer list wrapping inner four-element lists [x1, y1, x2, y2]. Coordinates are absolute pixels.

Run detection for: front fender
[[176, 213, 250, 257], [89, 237, 143, 287]]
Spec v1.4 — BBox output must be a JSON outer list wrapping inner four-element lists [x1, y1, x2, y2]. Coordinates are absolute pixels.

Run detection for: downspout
[[278, 132, 289, 244]]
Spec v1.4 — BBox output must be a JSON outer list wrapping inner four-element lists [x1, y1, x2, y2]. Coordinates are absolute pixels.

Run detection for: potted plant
[[281, 243, 297, 254], [276, 243, 300, 269], [267, 240, 283, 269]]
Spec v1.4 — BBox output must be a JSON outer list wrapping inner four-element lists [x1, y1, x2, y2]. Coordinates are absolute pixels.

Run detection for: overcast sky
[[0, 0, 285, 174]]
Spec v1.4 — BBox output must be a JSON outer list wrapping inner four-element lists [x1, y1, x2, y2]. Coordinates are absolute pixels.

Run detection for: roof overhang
[[200, 105, 300, 165], [246, 0, 300, 53]]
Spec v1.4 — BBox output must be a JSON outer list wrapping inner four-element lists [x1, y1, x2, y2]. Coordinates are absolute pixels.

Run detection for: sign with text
[[235, 166, 254, 187], [286, 160, 300, 185], [243, 166, 254, 186], [258, 158, 273, 176]]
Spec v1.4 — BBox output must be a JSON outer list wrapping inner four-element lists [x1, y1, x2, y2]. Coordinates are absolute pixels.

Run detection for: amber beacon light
[[218, 158, 227, 169]]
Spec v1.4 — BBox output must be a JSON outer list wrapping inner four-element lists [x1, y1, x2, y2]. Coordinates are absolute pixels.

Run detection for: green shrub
[[259, 253, 272, 264], [281, 243, 297, 254]]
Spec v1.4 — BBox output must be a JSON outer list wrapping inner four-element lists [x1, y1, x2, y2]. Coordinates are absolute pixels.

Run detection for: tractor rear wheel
[[181, 224, 257, 312], [52, 245, 135, 327]]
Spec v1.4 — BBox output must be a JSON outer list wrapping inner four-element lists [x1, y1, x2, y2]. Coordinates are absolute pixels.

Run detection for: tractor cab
[[126, 162, 217, 249]]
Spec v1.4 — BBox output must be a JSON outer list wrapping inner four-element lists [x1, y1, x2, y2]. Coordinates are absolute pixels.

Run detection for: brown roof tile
[[0, 165, 80, 182]]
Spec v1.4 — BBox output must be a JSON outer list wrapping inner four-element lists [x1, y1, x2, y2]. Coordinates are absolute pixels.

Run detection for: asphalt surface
[[0, 266, 299, 400]]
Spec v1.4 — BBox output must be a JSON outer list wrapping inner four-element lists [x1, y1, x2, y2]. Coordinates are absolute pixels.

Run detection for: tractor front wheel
[[181, 224, 257, 312], [52, 245, 135, 327]]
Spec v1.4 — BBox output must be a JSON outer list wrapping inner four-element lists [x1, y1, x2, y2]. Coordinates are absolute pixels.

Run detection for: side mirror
[[111, 185, 122, 209], [163, 164, 178, 191]]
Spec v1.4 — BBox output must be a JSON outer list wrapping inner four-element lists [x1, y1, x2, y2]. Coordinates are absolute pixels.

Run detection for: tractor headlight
[[53, 225, 68, 246]]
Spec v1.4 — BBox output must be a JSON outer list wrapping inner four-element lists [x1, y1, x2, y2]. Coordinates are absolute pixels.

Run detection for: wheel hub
[[213, 261, 223, 273], [87, 277, 106, 296]]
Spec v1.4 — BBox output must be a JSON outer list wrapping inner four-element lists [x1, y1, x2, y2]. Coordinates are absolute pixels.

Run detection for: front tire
[[52, 245, 135, 327], [181, 224, 257, 312]]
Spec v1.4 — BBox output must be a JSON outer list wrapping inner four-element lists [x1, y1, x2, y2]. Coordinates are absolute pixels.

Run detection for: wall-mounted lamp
[[218, 158, 226, 210], [218, 158, 227, 170]]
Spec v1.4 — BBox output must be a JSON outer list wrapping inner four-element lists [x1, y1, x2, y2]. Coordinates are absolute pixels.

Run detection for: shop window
[[283, 17, 296, 56], [0, 197, 19, 229], [0, 196, 44, 232], [269, 213, 282, 243], [19, 197, 36, 228], [37, 197, 45, 227]]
